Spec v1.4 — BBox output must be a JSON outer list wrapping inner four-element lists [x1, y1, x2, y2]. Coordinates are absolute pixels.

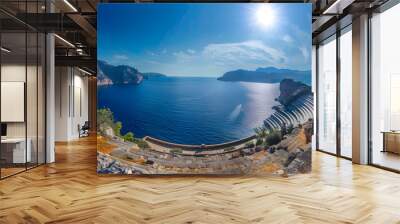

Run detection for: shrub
[[113, 121, 122, 137], [245, 141, 255, 148], [256, 138, 263, 146], [123, 132, 135, 142], [135, 140, 149, 149], [97, 108, 114, 134], [265, 131, 282, 146], [254, 127, 267, 139]]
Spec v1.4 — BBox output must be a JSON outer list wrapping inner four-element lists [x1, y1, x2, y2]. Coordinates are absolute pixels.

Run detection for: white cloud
[[299, 46, 309, 60], [173, 51, 194, 62], [138, 40, 297, 76], [113, 54, 129, 61], [202, 40, 286, 67], [283, 35, 293, 43], [187, 49, 196, 54]]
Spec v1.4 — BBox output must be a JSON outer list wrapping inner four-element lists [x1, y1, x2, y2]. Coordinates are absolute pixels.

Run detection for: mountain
[[277, 79, 312, 106], [217, 67, 311, 85], [98, 60, 143, 85], [142, 72, 167, 79]]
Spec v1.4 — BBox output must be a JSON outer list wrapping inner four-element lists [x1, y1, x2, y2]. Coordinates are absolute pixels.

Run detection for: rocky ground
[[97, 120, 312, 176]]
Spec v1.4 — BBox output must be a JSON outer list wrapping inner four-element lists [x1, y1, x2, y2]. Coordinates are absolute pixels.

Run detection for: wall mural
[[97, 3, 313, 175]]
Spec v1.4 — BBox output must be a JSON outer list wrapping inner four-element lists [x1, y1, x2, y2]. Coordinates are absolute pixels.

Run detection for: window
[[370, 3, 400, 171], [317, 35, 337, 154], [339, 27, 352, 158]]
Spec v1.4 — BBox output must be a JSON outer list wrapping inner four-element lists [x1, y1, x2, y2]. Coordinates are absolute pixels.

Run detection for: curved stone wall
[[143, 135, 256, 151]]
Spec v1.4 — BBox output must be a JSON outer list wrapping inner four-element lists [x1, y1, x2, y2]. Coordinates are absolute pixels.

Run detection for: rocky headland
[[217, 67, 311, 85], [97, 60, 167, 86]]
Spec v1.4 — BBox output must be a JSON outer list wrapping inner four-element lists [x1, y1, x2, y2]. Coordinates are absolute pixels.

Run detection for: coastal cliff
[[142, 72, 167, 79], [277, 79, 312, 106], [97, 61, 168, 86], [98, 60, 143, 85], [217, 67, 311, 85]]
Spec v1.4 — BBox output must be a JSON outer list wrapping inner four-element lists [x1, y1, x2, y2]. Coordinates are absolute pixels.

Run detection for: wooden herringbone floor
[[1, 136, 400, 224]]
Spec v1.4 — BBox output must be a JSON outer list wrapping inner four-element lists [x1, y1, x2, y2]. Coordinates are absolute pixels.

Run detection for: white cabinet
[[1, 138, 31, 163]]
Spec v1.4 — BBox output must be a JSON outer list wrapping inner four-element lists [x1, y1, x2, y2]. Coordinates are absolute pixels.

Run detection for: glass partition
[[0, 1, 46, 179], [317, 35, 337, 154], [1, 30, 28, 177]]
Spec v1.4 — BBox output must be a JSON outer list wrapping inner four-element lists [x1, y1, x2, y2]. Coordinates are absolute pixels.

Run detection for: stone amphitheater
[[97, 120, 312, 175]]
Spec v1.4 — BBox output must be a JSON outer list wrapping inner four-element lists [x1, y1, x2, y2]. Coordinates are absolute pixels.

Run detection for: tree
[[97, 108, 114, 134], [254, 127, 267, 140], [114, 121, 122, 137], [123, 132, 135, 142]]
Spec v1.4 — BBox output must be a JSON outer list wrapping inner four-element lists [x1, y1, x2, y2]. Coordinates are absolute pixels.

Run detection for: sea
[[97, 77, 280, 145]]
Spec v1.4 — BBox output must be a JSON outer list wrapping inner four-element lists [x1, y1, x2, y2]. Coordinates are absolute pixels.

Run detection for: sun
[[255, 5, 275, 29]]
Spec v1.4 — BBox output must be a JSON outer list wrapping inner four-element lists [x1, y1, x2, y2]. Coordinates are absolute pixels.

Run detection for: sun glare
[[255, 5, 275, 29]]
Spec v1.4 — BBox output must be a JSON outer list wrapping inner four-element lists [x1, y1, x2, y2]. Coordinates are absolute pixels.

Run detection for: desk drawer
[[384, 133, 400, 154]]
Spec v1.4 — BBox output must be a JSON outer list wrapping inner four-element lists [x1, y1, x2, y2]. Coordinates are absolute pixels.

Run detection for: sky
[[98, 3, 311, 77]]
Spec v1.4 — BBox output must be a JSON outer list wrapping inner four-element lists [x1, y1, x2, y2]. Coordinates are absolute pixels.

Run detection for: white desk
[[1, 138, 31, 163]]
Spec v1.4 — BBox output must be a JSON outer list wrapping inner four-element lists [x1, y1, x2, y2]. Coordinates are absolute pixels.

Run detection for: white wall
[[1, 64, 26, 138], [55, 67, 89, 141]]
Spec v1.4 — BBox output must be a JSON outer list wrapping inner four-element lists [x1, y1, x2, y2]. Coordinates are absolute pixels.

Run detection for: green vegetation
[[114, 121, 122, 137], [97, 108, 125, 138], [265, 130, 282, 146], [123, 132, 135, 142], [135, 139, 149, 149], [254, 127, 267, 146], [98, 108, 145, 146], [253, 121, 297, 147], [254, 125, 283, 147], [97, 108, 115, 135], [256, 138, 264, 146]]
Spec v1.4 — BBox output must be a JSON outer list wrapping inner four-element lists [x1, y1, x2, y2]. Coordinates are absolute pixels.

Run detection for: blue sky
[[98, 3, 311, 77]]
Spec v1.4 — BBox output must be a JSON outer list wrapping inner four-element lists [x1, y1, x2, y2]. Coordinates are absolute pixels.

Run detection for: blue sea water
[[98, 77, 280, 145]]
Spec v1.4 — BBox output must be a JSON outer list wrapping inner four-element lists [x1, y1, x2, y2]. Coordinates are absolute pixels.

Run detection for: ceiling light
[[63, 0, 78, 12], [1, 47, 11, 53], [323, 0, 355, 15], [78, 67, 93, 76], [54, 34, 75, 48]]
